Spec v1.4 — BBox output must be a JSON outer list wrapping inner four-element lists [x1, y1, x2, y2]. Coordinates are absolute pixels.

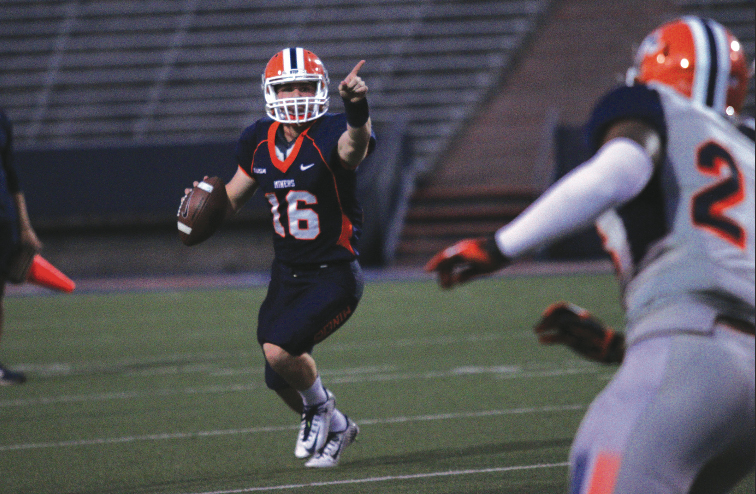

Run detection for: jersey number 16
[[266, 191, 321, 240]]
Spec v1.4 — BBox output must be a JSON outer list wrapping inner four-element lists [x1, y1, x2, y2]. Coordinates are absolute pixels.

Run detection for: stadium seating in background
[[0, 0, 553, 271], [395, 0, 754, 266], [0, 0, 751, 271], [0, 0, 552, 175]]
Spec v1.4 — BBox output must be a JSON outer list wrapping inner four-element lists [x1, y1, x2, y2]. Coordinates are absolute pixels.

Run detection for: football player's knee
[[262, 342, 288, 367], [264, 360, 291, 391]]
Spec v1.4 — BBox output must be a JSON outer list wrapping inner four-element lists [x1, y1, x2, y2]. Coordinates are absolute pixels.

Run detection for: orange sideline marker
[[27, 254, 75, 293]]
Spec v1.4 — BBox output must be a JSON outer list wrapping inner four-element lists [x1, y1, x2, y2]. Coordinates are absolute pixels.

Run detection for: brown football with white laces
[[177, 176, 228, 246]]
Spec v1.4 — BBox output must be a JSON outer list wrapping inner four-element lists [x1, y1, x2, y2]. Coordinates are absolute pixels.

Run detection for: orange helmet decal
[[631, 17, 749, 116], [261, 47, 330, 124]]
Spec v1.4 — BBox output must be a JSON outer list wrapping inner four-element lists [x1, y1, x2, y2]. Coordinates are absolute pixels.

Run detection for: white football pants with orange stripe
[[569, 322, 755, 494]]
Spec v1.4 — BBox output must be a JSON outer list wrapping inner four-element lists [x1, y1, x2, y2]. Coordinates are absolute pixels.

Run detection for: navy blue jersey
[[236, 113, 375, 265], [585, 84, 667, 153]]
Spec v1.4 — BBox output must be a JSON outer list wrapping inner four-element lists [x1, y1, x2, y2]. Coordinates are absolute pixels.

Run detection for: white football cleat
[[294, 389, 335, 459], [305, 417, 359, 468]]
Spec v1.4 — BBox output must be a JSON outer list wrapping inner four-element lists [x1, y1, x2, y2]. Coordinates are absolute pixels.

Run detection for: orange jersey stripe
[[267, 121, 308, 173]]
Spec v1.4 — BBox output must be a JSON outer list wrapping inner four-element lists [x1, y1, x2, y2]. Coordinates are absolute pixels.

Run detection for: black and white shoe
[[0, 363, 26, 386], [305, 417, 359, 468], [294, 389, 335, 458]]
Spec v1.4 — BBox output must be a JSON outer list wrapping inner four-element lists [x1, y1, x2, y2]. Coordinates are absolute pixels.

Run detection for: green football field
[[0, 270, 753, 494]]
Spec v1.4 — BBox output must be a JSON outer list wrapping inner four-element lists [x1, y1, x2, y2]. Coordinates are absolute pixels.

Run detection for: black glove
[[534, 302, 625, 364]]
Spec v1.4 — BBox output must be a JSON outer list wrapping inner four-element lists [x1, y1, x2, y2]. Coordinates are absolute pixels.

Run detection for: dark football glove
[[424, 234, 509, 289], [534, 302, 625, 364]]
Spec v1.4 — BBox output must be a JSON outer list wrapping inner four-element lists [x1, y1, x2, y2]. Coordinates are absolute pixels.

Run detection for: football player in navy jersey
[[426, 17, 754, 493], [221, 48, 375, 468]]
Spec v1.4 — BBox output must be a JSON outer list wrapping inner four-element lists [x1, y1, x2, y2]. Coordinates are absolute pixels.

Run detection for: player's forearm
[[13, 192, 41, 250], [225, 167, 258, 216], [495, 138, 653, 258], [13, 192, 33, 231], [338, 119, 371, 169]]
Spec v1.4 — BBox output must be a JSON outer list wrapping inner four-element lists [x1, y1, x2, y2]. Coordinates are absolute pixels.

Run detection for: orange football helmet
[[628, 17, 749, 116], [262, 47, 330, 124]]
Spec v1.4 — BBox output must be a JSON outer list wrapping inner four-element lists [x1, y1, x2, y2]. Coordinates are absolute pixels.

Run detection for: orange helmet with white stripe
[[628, 17, 749, 116], [262, 47, 330, 124]]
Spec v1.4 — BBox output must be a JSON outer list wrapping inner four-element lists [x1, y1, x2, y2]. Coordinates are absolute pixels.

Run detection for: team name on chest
[[274, 179, 296, 189]]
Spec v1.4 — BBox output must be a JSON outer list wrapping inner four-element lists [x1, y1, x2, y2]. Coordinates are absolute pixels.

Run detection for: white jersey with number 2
[[595, 82, 755, 344]]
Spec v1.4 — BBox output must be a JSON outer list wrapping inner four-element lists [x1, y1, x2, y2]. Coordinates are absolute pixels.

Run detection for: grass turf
[[0, 272, 753, 494]]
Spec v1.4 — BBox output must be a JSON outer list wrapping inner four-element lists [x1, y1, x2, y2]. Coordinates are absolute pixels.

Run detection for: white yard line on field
[[0, 404, 585, 452], [182, 462, 571, 494], [0, 365, 602, 408], [13, 331, 532, 378]]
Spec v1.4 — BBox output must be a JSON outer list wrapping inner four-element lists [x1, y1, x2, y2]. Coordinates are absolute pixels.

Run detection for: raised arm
[[337, 60, 372, 169], [425, 119, 663, 288]]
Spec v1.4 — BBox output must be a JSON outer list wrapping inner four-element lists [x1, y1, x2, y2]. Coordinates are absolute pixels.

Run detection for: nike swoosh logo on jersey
[[300, 163, 316, 171]]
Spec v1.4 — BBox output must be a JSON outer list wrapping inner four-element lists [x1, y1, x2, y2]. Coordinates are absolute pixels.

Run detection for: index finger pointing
[[346, 60, 366, 81]]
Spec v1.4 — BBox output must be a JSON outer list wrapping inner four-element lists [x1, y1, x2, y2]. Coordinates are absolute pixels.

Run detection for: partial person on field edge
[[0, 109, 43, 386]]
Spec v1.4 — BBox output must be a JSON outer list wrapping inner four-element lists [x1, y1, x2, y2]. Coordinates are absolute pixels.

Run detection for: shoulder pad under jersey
[[586, 84, 666, 154]]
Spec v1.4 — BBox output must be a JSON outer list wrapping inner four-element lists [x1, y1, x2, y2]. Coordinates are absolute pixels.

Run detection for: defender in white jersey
[[426, 17, 754, 493]]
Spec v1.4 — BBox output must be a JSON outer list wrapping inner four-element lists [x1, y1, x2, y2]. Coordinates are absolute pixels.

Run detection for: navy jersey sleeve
[[586, 84, 666, 154], [234, 118, 271, 171], [0, 111, 20, 194]]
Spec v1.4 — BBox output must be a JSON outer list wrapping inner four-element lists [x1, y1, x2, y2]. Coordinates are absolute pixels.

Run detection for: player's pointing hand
[[339, 60, 368, 103]]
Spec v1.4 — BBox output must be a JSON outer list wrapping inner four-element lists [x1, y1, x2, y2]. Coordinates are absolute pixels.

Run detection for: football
[[177, 176, 229, 246]]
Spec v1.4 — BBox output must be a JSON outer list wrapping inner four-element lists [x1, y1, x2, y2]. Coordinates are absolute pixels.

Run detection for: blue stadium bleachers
[[1, 0, 752, 273], [0, 0, 554, 272], [394, 0, 755, 265], [0, 0, 552, 175]]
